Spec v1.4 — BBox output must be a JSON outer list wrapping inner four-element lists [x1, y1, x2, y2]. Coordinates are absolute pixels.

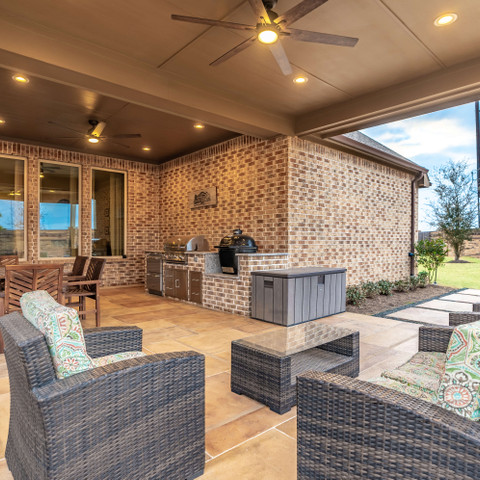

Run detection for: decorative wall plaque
[[189, 187, 217, 209]]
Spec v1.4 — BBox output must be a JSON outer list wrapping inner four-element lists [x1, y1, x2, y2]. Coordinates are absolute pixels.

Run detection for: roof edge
[[303, 133, 429, 176]]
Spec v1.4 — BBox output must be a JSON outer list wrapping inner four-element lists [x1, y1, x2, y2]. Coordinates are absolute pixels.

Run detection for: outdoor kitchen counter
[[145, 251, 290, 316]]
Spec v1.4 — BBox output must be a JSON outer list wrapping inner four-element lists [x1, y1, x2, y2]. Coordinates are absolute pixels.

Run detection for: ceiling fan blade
[[171, 14, 255, 31], [57, 136, 84, 139], [47, 121, 85, 136], [108, 140, 130, 149], [210, 36, 257, 66], [110, 133, 142, 139], [247, 0, 271, 22], [269, 41, 293, 75], [287, 28, 358, 46], [275, 0, 328, 27]]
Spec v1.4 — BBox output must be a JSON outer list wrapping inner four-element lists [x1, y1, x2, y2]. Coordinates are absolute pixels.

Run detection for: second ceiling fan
[[172, 0, 359, 75]]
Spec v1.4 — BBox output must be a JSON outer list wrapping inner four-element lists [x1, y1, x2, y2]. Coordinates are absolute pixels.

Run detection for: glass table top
[[234, 320, 357, 357]]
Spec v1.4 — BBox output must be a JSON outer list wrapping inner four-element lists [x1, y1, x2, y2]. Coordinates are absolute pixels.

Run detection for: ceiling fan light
[[88, 136, 100, 144], [434, 13, 457, 26], [257, 27, 279, 45], [0, 119, 5, 125]]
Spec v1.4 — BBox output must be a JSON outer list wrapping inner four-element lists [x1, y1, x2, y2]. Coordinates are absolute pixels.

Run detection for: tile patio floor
[[0, 286, 427, 479]]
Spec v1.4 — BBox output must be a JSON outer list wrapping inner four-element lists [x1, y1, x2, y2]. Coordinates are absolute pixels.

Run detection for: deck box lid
[[251, 267, 347, 278]]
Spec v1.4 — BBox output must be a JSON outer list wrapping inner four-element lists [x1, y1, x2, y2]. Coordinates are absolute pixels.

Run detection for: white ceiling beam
[[295, 56, 480, 137]]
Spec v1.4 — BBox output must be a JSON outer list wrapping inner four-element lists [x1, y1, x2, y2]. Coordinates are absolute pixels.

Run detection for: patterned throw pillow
[[437, 321, 480, 420], [21, 290, 145, 379]]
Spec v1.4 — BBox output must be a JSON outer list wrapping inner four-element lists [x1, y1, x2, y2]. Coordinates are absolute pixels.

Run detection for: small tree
[[415, 238, 448, 283], [429, 160, 477, 261]]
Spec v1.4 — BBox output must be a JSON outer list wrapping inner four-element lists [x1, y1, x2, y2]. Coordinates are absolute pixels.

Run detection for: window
[[39, 162, 79, 258], [92, 169, 125, 256], [0, 156, 25, 257]]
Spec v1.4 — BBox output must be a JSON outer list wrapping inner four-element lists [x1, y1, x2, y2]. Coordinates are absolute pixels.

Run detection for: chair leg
[[95, 293, 100, 327]]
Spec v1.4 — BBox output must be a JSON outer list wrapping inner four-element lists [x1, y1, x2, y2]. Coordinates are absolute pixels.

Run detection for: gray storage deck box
[[251, 267, 346, 326]]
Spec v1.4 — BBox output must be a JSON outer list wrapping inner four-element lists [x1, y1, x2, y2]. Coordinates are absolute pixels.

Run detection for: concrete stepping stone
[[441, 293, 480, 304], [386, 307, 449, 325], [462, 289, 480, 296], [420, 300, 473, 312]]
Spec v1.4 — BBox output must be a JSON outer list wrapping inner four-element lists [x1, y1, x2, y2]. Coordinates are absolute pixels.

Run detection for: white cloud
[[364, 117, 475, 159]]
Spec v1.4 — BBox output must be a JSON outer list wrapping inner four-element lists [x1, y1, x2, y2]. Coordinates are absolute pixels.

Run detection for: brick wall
[[158, 136, 289, 252], [287, 138, 416, 284], [0, 140, 161, 286]]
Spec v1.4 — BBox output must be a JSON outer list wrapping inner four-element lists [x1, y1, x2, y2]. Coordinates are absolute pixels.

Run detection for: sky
[[361, 102, 478, 231]]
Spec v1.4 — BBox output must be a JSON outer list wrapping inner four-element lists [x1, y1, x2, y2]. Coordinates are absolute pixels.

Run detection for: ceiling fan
[[48, 119, 142, 148], [171, 0, 358, 75]]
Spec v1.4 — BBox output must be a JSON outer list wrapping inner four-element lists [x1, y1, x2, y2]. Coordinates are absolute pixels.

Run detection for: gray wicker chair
[[0, 311, 205, 480], [450, 303, 480, 326], [297, 325, 480, 480]]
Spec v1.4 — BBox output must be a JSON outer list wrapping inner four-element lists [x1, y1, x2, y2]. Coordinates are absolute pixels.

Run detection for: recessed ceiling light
[[12, 74, 29, 84], [142, 146, 151, 151], [293, 75, 308, 85], [434, 13, 457, 26], [0, 119, 5, 125], [193, 123, 205, 130], [88, 136, 100, 144]]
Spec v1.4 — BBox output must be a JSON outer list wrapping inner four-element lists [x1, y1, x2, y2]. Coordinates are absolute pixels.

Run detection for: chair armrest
[[65, 279, 100, 287], [84, 326, 142, 357], [418, 325, 454, 353], [297, 371, 480, 480], [32, 352, 205, 478], [450, 311, 480, 327]]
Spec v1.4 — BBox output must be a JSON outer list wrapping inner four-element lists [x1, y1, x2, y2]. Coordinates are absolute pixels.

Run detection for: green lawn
[[421, 256, 480, 289]]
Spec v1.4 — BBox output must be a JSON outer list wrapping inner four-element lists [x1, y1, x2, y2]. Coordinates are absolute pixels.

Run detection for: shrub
[[377, 280, 393, 296], [417, 271, 429, 288], [346, 285, 366, 305], [415, 238, 448, 283], [409, 275, 420, 291], [393, 279, 410, 292], [361, 281, 380, 298]]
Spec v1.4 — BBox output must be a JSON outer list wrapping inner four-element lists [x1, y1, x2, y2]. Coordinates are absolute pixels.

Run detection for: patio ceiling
[[0, 0, 480, 163]]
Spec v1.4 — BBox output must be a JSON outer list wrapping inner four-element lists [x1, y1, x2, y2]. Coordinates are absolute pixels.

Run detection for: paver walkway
[[384, 288, 480, 326]]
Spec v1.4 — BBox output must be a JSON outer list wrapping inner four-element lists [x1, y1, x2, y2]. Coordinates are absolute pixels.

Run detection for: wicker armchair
[[297, 325, 480, 480], [450, 303, 480, 326], [0, 311, 205, 480]]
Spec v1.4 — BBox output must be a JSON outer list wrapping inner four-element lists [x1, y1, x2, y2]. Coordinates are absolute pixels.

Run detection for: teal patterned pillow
[[21, 290, 95, 379], [21, 290, 145, 380], [437, 321, 480, 420]]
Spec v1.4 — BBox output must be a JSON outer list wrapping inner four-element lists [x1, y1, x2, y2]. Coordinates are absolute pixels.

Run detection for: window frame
[[91, 167, 127, 258], [38, 159, 82, 260], [0, 154, 27, 260]]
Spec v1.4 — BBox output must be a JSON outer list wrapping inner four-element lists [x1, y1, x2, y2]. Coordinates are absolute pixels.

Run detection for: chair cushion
[[93, 351, 145, 367], [369, 377, 438, 403], [20, 290, 144, 379], [381, 351, 446, 394], [437, 320, 480, 420]]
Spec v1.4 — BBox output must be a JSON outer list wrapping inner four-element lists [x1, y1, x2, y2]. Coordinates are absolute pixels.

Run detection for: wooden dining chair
[[0, 255, 19, 291], [64, 258, 106, 327], [0, 263, 64, 353], [65, 255, 89, 279]]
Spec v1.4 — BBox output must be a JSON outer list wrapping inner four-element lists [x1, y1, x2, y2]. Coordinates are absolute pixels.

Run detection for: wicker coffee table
[[231, 321, 359, 414]]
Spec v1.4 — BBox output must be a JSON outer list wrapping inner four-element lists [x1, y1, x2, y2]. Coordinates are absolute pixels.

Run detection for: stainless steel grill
[[163, 235, 209, 264]]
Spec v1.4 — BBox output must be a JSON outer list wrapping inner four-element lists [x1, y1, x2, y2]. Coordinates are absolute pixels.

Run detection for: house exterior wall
[[0, 140, 161, 286], [0, 135, 419, 291], [287, 138, 416, 284]]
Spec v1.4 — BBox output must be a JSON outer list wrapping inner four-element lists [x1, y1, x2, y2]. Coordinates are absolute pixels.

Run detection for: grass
[[420, 256, 480, 289]]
